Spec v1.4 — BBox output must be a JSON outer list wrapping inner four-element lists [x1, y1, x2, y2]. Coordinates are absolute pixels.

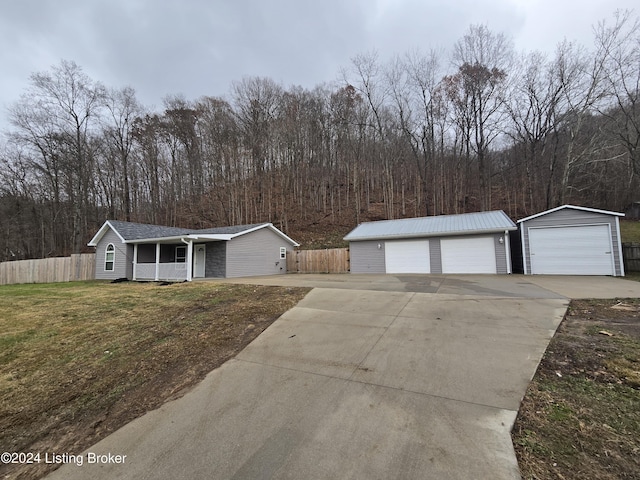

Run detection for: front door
[[194, 245, 206, 278]]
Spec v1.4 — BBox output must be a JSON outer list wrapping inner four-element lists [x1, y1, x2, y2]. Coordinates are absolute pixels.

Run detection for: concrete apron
[[48, 288, 568, 480]]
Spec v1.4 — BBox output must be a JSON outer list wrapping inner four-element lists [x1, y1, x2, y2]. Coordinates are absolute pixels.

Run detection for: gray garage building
[[517, 205, 625, 276], [344, 210, 517, 274]]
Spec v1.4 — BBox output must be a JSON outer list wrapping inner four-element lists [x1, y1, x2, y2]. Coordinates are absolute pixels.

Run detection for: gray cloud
[[0, 0, 636, 127]]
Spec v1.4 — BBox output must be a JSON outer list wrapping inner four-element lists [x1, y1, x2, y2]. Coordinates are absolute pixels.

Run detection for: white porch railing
[[134, 262, 188, 281]]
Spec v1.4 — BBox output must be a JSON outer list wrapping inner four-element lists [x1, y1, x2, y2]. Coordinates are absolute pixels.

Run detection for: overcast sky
[[0, 0, 636, 128]]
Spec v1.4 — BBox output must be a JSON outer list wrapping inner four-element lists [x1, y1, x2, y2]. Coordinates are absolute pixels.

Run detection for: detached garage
[[518, 205, 625, 276], [344, 210, 517, 274]]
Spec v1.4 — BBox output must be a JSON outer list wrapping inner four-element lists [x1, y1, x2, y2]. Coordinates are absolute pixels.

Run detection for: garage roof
[[344, 210, 516, 241], [517, 204, 625, 223]]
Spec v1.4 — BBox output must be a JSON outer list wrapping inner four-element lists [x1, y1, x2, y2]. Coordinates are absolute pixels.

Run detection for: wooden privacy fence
[[287, 248, 350, 274], [0, 254, 96, 286], [622, 243, 640, 272]]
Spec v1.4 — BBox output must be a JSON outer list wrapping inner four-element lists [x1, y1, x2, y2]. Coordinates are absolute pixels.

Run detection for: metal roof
[[344, 210, 517, 241], [517, 204, 624, 223]]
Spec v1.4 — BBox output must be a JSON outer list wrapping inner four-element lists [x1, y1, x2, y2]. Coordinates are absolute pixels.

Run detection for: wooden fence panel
[[287, 248, 350, 274], [0, 254, 96, 285], [622, 243, 640, 272]]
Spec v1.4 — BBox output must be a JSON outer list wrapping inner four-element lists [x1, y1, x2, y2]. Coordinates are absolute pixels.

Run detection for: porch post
[[185, 239, 193, 282], [155, 243, 160, 281], [133, 244, 138, 280]]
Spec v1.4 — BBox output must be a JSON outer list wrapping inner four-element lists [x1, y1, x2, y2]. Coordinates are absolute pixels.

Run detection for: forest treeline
[[1, 12, 639, 259]]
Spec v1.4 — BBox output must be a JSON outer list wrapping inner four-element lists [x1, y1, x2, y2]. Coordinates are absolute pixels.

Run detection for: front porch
[[132, 242, 192, 282], [134, 262, 188, 282], [131, 241, 225, 281]]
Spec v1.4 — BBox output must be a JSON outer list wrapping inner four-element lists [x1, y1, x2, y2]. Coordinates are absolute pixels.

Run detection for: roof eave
[[517, 204, 625, 223], [124, 225, 300, 247], [126, 235, 193, 244], [228, 223, 300, 247], [87, 220, 126, 247], [345, 226, 517, 242]]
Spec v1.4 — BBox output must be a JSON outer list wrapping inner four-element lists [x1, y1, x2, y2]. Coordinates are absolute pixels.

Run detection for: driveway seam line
[[346, 292, 417, 382], [234, 357, 516, 413]]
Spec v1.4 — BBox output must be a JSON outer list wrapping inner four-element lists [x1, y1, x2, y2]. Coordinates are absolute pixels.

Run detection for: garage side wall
[[494, 234, 509, 274], [520, 209, 623, 275], [349, 241, 386, 273]]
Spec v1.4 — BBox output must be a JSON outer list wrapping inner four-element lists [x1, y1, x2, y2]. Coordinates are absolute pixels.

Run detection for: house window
[[280, 247, 287, 259], [105, 244, 115, 271], [175, 246, 186, 263]]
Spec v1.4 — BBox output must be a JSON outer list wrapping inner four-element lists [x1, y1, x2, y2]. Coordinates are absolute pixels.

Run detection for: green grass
[[0, 280, 309, 479], [619, 219, 640, 243], [624, 272, 640, 282]]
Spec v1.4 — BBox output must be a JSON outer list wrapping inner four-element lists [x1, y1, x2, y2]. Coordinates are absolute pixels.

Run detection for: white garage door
[[529, 224, 614, 275], [441, 236, 497, 274], [385, 240, 430, 274]]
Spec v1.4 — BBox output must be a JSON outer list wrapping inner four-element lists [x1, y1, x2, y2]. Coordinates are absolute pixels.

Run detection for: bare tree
[[449, 25, 514, 210], [595, 10, 640, 197], [506, 51, 565, 211], [102, 86, 142, 221], [8, 60, 105, 253]]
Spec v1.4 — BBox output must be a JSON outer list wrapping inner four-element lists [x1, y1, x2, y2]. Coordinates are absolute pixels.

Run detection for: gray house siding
[[349, 241, 386, 274], [205, 242, 226, 278], [95, 229, 132, 280], [225, 228, 291, 278], [494, 233, 508, 274], [520, 208, 623, 275], [429, 238, 442, 274]]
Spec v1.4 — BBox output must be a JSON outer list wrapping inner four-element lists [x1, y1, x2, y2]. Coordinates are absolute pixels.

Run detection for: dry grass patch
[[0, 280, 309, 479], [512, 298, 640, 480]]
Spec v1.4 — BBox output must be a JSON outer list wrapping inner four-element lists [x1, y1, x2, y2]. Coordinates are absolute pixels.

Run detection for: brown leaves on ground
[[512, 298, 640, 480]]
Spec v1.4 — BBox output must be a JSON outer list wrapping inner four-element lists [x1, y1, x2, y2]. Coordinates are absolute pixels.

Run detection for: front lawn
[[0, 281, 309, 479]]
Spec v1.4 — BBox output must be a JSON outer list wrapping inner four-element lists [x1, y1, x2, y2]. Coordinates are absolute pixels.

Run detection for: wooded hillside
[[1, 13, 639, 259]]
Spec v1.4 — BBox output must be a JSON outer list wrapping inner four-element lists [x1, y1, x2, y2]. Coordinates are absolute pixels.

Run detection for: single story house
[[344, 210, 517, 274], [517, 205, 625, 276], [88, 220, 300, 281]]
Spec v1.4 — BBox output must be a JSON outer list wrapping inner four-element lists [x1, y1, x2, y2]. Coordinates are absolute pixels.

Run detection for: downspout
[[133, 243, 138, 280], [504, 230, 512, 274], [615, 216, 625, 277], [521, 224, 528, 275], [155, 243, 160, 281], [181, 237, 193, 281]]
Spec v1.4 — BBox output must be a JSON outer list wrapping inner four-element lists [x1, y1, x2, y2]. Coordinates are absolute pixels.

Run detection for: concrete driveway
[[47, 275, 640, 479]]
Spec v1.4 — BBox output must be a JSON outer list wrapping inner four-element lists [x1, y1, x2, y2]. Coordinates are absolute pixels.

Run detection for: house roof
[[517, 205, 625, 223], [88, 220, 299, 247], [107, 220, 192, 241], [344, 210, 517, 242]]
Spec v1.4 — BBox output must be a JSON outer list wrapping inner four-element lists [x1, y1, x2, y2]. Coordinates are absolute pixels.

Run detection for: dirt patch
[[0, 282, 310, 479], [512, 298, 640, 479]]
